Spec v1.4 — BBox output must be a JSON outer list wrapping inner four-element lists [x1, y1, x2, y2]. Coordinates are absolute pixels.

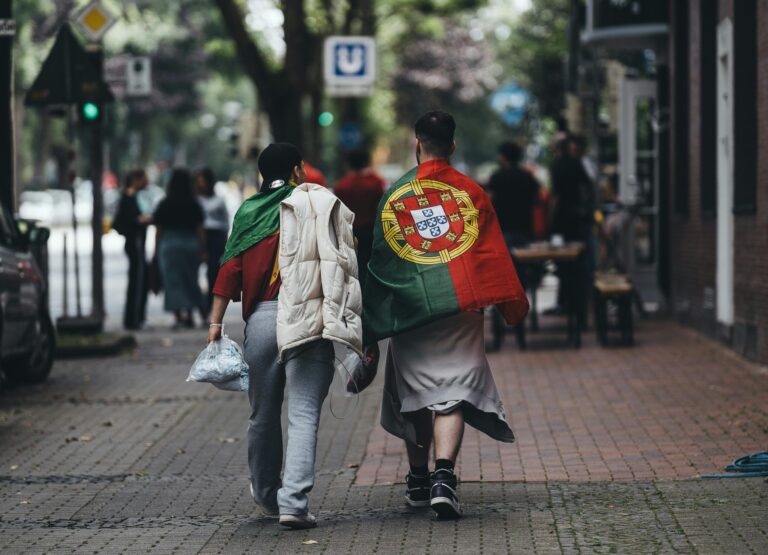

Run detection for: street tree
[[502, 0, 569, 118], [213, 0, 379, 154], [212, 0, 489, 154]]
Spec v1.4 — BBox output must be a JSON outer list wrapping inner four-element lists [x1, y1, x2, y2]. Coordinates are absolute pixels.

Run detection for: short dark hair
[[258, 142, 303, 186], [570, 134, 587, 151], [414, 111, 456, 158], [195, 167, 216, 196], [498, 141, 523, 164], [123, 168, 146, 190], [346, 148, 370, 171]]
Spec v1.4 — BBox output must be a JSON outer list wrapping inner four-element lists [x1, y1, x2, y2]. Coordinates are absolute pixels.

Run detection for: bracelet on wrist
[[209, 323, 223, 328]]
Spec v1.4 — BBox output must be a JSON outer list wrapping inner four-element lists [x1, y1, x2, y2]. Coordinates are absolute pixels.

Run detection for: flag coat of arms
[[363, 159, 529, 344]]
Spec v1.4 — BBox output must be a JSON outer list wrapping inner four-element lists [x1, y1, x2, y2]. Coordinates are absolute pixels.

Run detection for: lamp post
[[0, 1, 14, 212]]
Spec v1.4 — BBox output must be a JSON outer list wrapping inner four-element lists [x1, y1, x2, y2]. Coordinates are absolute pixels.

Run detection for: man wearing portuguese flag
[[360, 111, 529, 519]]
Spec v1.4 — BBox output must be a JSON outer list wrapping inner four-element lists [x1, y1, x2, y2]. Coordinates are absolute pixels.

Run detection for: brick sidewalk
[[357, 320, 768, 485], [0, 319, 766, 554]]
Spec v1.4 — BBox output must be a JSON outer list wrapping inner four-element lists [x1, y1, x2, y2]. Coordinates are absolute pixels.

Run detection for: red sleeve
[[212, 255, 243, 301]]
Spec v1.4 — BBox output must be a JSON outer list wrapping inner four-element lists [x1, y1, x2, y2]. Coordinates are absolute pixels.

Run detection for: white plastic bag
[[334, 344, 363, 398], [187, 336, 249, 392], [326, 344, 362, 419]]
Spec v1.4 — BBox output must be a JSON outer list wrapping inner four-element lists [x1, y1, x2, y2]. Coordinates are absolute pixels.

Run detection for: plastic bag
[[327, 344, 362, 419], [334, 344, 363, 398], [187, 335, 249, 392]]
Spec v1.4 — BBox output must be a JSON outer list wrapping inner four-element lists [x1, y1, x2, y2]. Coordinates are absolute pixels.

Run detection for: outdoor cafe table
[[511, 242, 586, 348]]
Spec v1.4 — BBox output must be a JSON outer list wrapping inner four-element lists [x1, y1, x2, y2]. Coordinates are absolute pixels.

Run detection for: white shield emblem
[[411, 206, 450, 240]]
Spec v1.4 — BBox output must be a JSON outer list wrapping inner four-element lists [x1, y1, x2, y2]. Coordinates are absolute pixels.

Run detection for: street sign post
[[0, 19, 16, 37], [0, 3, 13, 213], [324, 36, 376, 97], [489, 82, 531, 127], [25, 23, 115, 333], [126, 56, 152, 96], [25, 24, 114, 106], [339, 122, 362, 148], [74, 1, 116, 43]]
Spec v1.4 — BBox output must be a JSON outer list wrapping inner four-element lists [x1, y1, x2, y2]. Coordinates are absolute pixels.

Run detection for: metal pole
[[68, 107, 82, 318], [0, 1, 14, 212], [62, 233, 69, 317], [87, 45, 105, 324]]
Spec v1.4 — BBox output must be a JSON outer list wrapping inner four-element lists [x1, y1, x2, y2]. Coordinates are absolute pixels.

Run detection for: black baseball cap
[[258, 143, 303, 185]]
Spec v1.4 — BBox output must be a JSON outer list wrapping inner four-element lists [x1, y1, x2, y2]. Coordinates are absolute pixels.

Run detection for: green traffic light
[[318, 112, 334, 127], [82, 102, 100, 120]]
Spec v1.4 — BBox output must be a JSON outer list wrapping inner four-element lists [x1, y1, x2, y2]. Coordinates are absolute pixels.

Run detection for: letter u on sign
[[335, 45, 366, 76]]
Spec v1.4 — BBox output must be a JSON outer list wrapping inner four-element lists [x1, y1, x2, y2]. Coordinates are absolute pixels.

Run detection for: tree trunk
[[263, 81, 303, 147], [214, 0, 311, 149]]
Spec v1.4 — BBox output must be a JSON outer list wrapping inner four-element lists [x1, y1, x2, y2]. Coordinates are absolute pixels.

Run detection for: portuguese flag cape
[[220, 182, 296, 266], [363, 159, 529, 344]]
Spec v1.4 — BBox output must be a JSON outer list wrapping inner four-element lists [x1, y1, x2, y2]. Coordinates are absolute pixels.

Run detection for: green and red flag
[[220, 182, 296, 266], [363, 159, 529, 344]]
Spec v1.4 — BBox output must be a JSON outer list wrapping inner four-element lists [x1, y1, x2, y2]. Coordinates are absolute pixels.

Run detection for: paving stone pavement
[[358, 319, 768, 484], [0, 318, 767, 554]]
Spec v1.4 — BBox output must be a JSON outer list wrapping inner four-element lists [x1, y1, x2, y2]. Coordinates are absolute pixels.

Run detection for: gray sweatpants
[[243, 301, 334, 515]]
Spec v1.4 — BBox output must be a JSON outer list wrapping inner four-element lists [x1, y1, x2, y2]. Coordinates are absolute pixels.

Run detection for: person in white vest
[[207, 143, 362, 529]]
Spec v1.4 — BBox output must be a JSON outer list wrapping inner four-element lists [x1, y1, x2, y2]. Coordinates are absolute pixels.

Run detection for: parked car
[[0, 208, 55, 389]]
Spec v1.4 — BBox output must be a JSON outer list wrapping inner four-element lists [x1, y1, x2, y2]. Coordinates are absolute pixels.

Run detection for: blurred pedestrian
[[208, 143, 361, 529], [551, 136, 593, 242], [487, 141, 541, 247], [303, 161, 327, 187], [195, 168, 229, 310], [153, 169, 207, 329], [568, 134, 598, 270], [357, 111, 529, 519], [571, 134, 598, 185], [333, 148, 387, 281], [112, 169, 150, 330], [548, 136, 594, 317]]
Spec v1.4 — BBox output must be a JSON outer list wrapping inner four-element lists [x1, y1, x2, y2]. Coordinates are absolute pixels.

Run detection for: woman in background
[[195, 168, 229, 310], [154, 169, 207, 329], [113, 169, 150, 330]]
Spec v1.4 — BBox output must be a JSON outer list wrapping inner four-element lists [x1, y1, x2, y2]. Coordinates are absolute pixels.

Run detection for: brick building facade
[[668, 0, 768, 363]]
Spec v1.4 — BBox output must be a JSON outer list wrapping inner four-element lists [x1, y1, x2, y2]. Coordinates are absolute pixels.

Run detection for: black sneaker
[[430, 468, 462, 519], [405, 472, 431, 508]]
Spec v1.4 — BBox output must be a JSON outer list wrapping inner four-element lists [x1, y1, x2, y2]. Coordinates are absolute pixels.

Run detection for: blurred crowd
[[108, 132, 611, 332]]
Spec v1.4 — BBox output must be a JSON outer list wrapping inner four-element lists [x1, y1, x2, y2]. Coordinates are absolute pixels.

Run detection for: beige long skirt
[[380, 310, 515, 447]]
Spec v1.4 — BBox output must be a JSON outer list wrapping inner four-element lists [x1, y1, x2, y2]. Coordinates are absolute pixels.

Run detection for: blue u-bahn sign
[[489, 82, 530, 127]]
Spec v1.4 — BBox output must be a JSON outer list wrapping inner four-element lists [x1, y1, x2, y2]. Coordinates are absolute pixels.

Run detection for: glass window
[[733, 0, 758, 214]]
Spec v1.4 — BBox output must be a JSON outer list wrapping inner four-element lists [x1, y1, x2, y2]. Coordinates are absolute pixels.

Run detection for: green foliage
[[12, 0, 571, 184], [501, 0, 570, 117], [14, 0, 256, 187]]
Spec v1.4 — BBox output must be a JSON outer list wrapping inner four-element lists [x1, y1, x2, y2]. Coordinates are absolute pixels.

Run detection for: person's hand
[[138, 215, 152, 226], [207, 324, 223, 343], [346, 344, 380, 394]]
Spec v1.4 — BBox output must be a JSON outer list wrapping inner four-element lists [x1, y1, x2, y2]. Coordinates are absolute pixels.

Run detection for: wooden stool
[[593, 273, 634, 346]]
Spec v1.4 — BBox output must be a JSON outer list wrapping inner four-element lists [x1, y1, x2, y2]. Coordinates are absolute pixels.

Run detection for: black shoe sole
[[431, 496, 462, 519]]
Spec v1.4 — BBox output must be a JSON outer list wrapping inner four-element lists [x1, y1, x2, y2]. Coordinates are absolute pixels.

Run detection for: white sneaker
[[249, 483, 279, 517], [279, 513, 318, 529]]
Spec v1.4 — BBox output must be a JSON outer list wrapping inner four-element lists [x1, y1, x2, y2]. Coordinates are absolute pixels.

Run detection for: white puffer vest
[[276, 183, 363, 359]]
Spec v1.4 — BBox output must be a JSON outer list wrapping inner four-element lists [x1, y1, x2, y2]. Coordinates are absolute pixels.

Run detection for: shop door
[[618, 78, 663, 306]]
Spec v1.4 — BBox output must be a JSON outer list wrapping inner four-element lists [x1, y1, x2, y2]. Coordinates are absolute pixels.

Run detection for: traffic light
[[80, 101, 101, 123]]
